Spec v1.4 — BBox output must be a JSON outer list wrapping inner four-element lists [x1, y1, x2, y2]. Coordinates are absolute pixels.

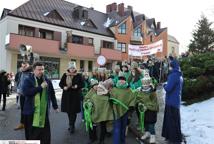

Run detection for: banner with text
[[128, 40, 163, 56]]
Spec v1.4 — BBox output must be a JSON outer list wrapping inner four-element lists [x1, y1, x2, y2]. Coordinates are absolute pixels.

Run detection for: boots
[[141, 131, 150, 140], [69, 125, 75, 134], [149, 135, 156, 143]]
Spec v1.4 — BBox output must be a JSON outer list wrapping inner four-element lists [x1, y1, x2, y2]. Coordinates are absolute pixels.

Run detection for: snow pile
[[181, 97, 214, 144]]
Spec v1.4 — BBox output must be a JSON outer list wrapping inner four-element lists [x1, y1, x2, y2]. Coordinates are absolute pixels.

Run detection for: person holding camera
[[22, 62, 59, 144]]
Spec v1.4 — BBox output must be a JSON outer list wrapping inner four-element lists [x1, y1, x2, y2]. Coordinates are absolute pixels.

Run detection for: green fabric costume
[[110, 85, 135, 120], [84, 89, 113, 123], [135, 88, 159, 112], [33, 78, 47, 128]]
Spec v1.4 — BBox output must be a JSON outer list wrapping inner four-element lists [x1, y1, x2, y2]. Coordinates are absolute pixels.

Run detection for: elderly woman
[[59, 61, 84, 134]]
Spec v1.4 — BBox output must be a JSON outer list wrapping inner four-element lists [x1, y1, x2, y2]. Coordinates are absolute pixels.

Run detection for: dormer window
[[43, 10, 64, 21], [118, 22, 126, 34], [134, 27, 141, 37]]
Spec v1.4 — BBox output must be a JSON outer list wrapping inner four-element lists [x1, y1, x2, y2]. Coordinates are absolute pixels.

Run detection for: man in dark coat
[[162, 59, 183, 143], [0, 70, 11, 111], [22, 62, 59, 144], [59, 61, 84, 134]]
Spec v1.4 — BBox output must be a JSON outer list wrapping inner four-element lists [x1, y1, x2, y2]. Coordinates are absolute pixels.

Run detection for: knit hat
[[90, 78, 99, 87], [68, 61, 76, 69], [141, 72, 154, 88], [131, 61, 138, 69]]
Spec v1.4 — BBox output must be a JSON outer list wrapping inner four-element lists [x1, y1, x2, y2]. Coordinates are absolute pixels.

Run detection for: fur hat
[[131, 61, 138, 69], [97, 78, 114, 95], [68, 61, 76, 69], [141, 72, 154, 88], [90, 79, 99, 87]]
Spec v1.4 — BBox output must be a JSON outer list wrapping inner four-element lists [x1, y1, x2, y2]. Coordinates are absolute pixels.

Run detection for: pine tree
[[189, 15, 214, 54]]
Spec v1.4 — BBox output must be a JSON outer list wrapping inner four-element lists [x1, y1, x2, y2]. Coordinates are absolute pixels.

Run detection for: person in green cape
[[128, 61, 143, 91], [110, 73, 135, 144], [135, 71, 159, 143]]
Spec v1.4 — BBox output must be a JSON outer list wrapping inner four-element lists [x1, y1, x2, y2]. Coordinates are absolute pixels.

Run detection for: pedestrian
[[135, 72, 159, 143], [0, 70, 11, 111], [59, 61, 84, 134], [110, 73, 135, 144], [14, 61, 32, 130], [22, 62, 59, 144], [162, 59, 183, 144]]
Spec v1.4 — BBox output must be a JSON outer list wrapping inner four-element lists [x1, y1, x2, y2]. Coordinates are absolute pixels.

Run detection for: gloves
[[41, 81, 48, 88]]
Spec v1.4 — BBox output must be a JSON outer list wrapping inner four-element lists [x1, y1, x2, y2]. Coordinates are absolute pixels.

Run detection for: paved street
[[0, 89, 166, 144]]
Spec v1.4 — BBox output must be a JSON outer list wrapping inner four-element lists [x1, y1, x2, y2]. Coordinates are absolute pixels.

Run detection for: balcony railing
[[100, 48, 122, 61], [67, 43, 95, 58], [6, 33, 60, 55]]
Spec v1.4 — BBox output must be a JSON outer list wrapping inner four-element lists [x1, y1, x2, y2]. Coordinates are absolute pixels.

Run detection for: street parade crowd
[[0, 55, 184, 144]]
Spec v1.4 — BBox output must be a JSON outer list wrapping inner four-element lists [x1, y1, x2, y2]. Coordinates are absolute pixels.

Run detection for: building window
[[117, 42, 126, 52], [134, 27, 141, 37], [88, 61, 93, 72], [39, 29, 54, 40], [80, 60, 84, 72], [118, 22, 126, 34], [88, 38, 93, 45], [18, 25, 35, 37], [72, 35, 83, 44], [172, 47, 175, 53], [17, 55, 60, 79], [150, 35, 153, 42], [102, 41, 113, 49]]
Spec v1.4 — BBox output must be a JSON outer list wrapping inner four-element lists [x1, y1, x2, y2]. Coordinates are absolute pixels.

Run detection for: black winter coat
[[0, 72, 10, 94], [59, 73, 84, 114]]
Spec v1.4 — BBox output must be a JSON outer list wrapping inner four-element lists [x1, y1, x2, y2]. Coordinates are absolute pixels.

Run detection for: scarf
[[66, 73, 73, 88], [33, 77, 47, 128]]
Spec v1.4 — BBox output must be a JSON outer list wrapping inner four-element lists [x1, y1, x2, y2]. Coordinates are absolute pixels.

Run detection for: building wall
[[1, 16, 116, 74], [0, 18, 9, 71], [114, 16, 133, 61], [168, 40, 179, 57], [142, 24, 168, 58]]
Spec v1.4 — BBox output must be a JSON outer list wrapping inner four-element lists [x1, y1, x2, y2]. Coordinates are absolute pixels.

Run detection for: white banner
[[128, 40, 163, 56]]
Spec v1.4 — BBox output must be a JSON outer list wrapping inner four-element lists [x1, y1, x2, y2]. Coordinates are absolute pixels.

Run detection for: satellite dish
[[97, 55, 107, 66]]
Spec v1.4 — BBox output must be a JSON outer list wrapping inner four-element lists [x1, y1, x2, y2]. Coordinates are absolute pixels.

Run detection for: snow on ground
[[181, 97, 214, 144]]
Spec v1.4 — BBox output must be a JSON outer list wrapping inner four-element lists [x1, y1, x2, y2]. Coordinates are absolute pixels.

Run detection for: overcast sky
[[1, 0, 214, 53]]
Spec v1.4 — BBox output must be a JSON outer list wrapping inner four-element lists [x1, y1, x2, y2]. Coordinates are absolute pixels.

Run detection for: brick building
[[0, 0, 168, 78]]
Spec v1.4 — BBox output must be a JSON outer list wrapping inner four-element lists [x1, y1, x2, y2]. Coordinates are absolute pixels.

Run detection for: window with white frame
[[134, 27, 141, 37], [118, 22, 126, 34], [117, 42, 126, 52]]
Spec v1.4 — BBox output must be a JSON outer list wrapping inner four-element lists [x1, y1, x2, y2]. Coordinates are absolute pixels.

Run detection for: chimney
[[157, 22, 161, 29], [106, 3, 117, 13], [106, 4, 111, 13], [112, 3, 117, 11], [118, 3, 124, 16]]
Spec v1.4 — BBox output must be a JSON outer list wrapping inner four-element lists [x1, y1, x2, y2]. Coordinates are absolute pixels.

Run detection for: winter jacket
[[164, 60, 183, 109], [22, 73, 58, 115]]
